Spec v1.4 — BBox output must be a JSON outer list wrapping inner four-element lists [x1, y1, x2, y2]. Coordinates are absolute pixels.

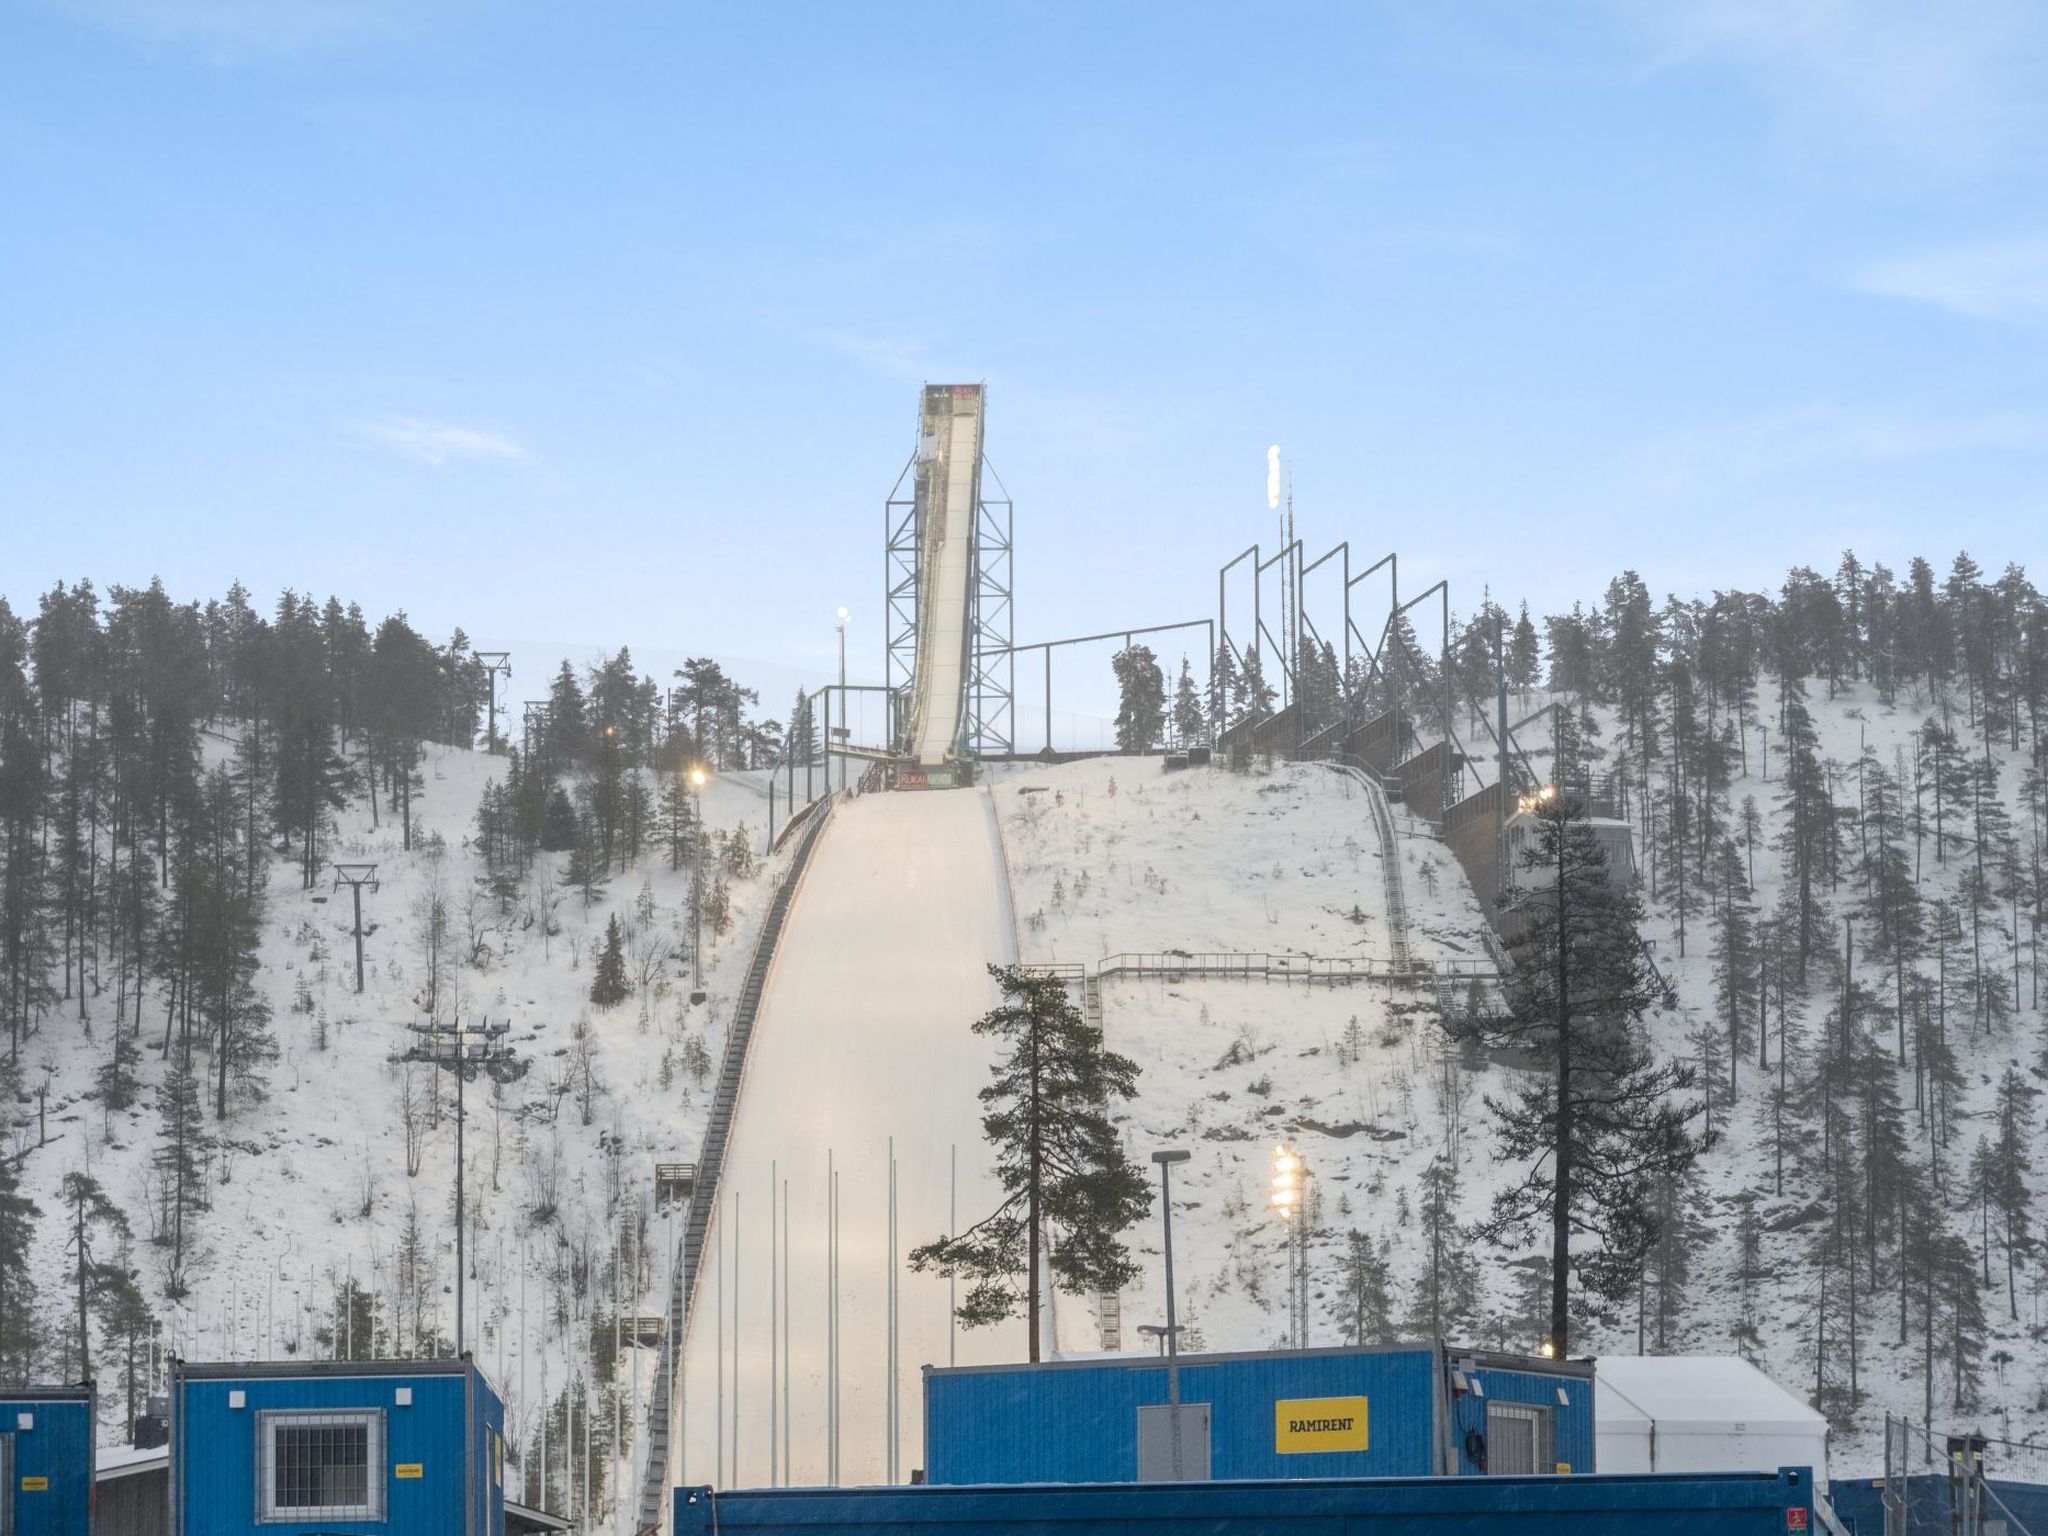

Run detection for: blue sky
[[4, 0, 2047, 712]]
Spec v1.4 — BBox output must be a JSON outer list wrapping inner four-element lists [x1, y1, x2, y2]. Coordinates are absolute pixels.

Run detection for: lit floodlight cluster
[[1515, 782, 1559, 816], [1271, 1143, 1306, 1221]]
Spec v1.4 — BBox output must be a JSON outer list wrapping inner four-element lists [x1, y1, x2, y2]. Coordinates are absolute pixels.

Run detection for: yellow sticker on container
[[395, 1463, 424, 1479], [1274, 1396, 1370, 1453], [1556, 1462, 1573, 1474], [21, 1476, 49, 1491]]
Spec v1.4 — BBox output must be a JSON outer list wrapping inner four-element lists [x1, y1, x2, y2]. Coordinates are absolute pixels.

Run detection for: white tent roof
[[1595, 1355, 1826, 1437]]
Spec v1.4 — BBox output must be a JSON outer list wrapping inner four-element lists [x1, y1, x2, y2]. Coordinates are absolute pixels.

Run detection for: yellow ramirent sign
[[1274, 1395, 1370, 1453]]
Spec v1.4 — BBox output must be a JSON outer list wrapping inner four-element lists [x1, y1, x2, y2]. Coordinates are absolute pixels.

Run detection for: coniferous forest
[[2, 551, 2045, 1491]]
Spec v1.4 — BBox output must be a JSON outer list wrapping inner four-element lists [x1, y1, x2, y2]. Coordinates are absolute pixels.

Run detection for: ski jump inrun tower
[[885, 382, 1013, 787]]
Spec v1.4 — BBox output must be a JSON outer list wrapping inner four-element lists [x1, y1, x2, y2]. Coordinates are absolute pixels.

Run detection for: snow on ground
[[19, 739, 790, 1505], [987, 756, 1493, 1367], [676, 787, 1024, 1490], [986, 713, 2047, 1481]]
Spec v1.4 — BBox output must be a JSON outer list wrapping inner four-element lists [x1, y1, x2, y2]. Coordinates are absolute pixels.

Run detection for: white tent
[[1595, 1355, 1830, 1491]]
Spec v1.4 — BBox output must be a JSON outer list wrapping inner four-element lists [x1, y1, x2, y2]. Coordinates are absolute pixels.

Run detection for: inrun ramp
[[675, 789, 1024, 1489], [905, 384, 982, 768]]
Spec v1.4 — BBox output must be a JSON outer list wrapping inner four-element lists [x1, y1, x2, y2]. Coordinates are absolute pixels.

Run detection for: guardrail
[[1091, 950, 1498, 983], [1030, 951, 1500, 987]]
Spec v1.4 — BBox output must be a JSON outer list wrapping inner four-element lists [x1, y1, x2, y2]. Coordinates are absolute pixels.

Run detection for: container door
[[0, 1432, 12, 1536], [1136, 1404, 1211, 1481], [1484, 1402, 1552, 1475]]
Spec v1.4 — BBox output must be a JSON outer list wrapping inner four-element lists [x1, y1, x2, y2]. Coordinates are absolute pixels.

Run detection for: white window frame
[[256, 1408, 387, 1523]]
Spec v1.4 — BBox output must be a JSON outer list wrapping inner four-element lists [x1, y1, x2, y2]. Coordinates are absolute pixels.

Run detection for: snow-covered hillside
[[12, 738, 793, 1513], [983, 688, 2047, 1479]]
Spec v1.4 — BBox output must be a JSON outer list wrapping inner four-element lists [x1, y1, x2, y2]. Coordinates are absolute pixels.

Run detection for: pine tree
[[1709, 837, 1758, 1100], [1986, 1065, 2036, 1318], [1459, 790, 1698, 1352], [1110, 644, 1165, 753], [590, 914, 630, 1007], [152, 1058, 210, 1299], [59, 1171, 136, 1382], [909, 964, 1151, 1361]]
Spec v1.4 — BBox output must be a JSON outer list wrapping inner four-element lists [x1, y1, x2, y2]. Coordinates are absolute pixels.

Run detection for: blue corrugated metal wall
[[470, 1370, 507, 1536], [1453, 1366, 1596, 1475], [679, 1467, 1819, 1535], [926, 1349, 1444, 1484], [173, 1365, 501, 1536], [1, 1392, 93, 1536]]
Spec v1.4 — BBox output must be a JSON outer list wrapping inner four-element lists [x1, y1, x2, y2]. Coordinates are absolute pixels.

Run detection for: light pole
[[1272, 1143, 1311, 1347], [835, 608, 850, 793], [1152, 1149, 1191, 1479], [688, 766, 710, 996]]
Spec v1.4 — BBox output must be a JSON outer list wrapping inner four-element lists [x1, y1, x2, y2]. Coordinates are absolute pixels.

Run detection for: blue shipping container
[[1, 1385, 95, 1536], [923, 1343, 1593, 1485], [168, 1358, 506, 1536], [675, 1466, 1819, 1535]]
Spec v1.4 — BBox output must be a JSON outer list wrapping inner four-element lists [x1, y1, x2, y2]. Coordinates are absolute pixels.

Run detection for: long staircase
[[1327, 760, 1413, 977], [634, 797, 837, 1530]]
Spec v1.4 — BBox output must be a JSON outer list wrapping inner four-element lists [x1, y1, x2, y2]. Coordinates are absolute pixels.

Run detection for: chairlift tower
[[473, 651, 512, 753], [330, 864, 379, 993], [403, 1014, 516, 1356]]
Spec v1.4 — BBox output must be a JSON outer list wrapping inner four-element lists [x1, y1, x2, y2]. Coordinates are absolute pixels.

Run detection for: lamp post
[[835, 608, 850, 792], [688, 766, 710, 994], [1152, 1149, 1191, 1479]]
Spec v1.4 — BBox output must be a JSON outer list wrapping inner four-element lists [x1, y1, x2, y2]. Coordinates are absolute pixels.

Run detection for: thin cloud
[[1606, 0, 2045, 173], [1620, 404, 2048, 494], [1854, 236, 2048, 324], [357, 416, 529, 469]]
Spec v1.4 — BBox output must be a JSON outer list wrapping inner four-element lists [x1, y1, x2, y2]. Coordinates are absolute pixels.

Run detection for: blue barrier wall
[[1, 1386, 94, 1536], [169, 1359, 504, 1536], [678, 1467, 1820, 1535]]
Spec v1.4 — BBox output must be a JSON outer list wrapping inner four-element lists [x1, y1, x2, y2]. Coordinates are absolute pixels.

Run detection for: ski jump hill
[[639, 385, 1018, 1516]]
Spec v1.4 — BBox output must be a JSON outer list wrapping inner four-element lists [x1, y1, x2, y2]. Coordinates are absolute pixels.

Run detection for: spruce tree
[[590, 914, 630, 1007], [1339, 1230, 1395, 1345], [1404, 1156, 1478, 1338], [910, 964, 1151, 1361], [0, 1149, 40, 1383], [1171, 655, 1206, 748]]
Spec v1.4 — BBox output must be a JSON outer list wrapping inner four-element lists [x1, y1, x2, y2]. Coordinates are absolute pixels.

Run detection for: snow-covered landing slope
[[676, 789, 1023, 1489]]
